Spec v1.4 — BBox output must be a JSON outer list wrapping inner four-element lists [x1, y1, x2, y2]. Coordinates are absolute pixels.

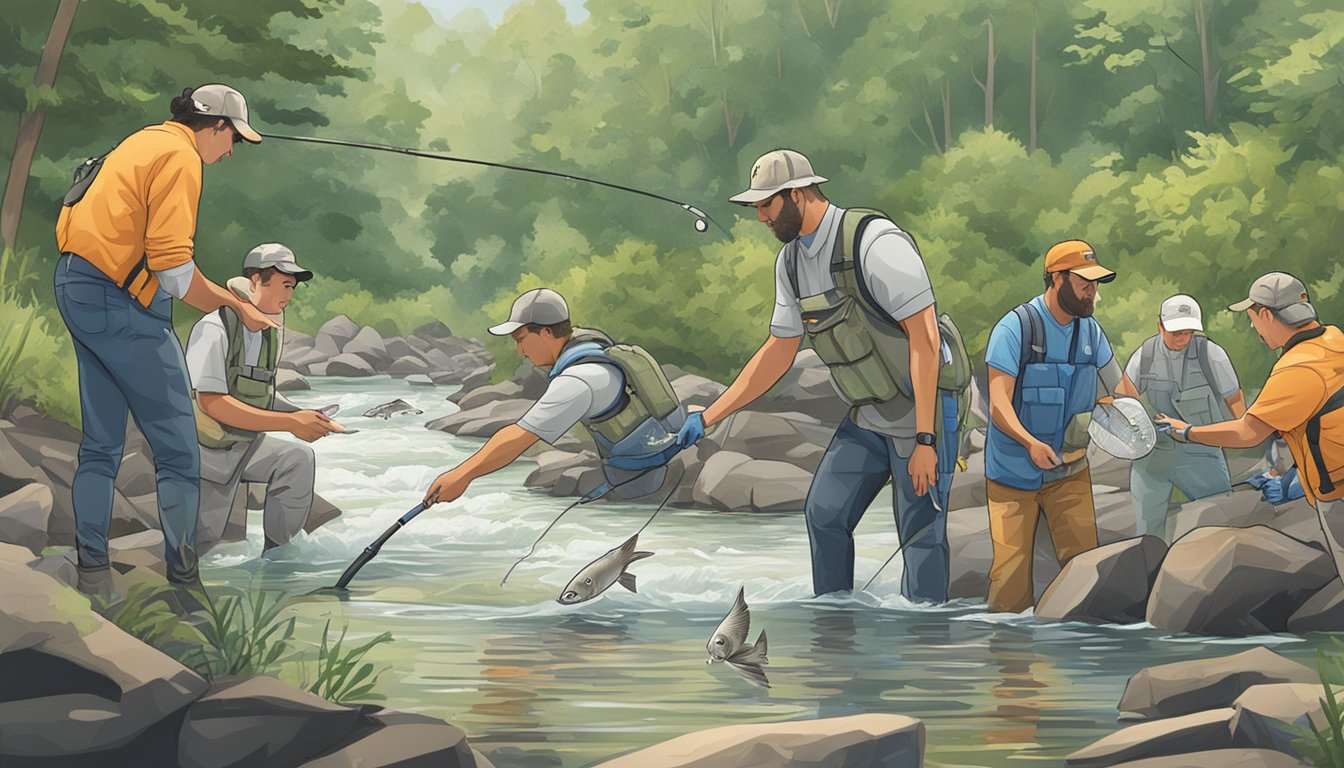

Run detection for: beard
[[1058, 275, 1095, 317], [768, 194, 803, 243]]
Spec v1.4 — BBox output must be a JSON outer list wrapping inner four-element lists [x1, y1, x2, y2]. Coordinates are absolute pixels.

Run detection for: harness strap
[[1307, 383, 1344, 496]]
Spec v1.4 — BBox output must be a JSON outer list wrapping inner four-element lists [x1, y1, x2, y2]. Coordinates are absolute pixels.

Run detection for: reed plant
[[302, 620, 394, 705], [1295, 639, 1344, 768]]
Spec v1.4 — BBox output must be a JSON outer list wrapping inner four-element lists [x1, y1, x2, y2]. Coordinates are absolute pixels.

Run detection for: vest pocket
[[1173, 384, 1219, 426], [1021, 386, 1067, 440]]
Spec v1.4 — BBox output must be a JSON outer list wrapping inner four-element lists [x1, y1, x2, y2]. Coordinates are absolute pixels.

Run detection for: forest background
[[2, 0, 1341, 424]]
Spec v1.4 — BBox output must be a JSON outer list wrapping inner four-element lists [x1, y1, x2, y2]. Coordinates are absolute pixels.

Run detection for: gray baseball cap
[[243, 243, 312, 282], [729, 149, 828, 205], [1228, 272, 1317, 326], [489, 288, 570, 336], [191, 83, 261, 144]]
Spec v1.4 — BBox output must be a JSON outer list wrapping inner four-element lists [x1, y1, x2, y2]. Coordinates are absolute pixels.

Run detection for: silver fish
[[557, 533, 654, 605], [706, 586, 769, 688], [362, 398, 423, 419]]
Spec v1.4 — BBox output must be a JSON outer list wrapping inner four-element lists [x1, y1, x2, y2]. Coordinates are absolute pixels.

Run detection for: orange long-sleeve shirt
[[56, 121, 203, 306]]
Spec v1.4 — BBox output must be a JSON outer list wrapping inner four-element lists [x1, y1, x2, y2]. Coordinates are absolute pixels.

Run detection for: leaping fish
[[362, 398, 423, 419], [556, 533, 654, 605], [706, 586, 769, 688]]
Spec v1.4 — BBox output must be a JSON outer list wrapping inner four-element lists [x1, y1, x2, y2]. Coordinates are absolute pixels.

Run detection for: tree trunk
[[1029, 26, 1038, 152], [923, 101, 943, 156], [822, 0, 843, 29], [1, 0, 81, 252], [942, 82, 952, 149], [1194, 0, 1219, 127], [971, 20, 995, 129], [721, 92, 741, 147]]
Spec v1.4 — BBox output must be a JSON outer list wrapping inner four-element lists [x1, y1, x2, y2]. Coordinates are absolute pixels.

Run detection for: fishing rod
[[861, 493, 943, 593], [258, 132, 733, 239]]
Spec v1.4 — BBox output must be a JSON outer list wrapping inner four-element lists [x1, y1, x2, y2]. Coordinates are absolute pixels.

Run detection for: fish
[[706, 586, 770, 688], [556, 533, 654, 605], [362, 398, 423, 419]]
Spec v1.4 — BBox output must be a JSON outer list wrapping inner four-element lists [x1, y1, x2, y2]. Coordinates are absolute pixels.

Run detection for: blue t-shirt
[[985, 294, 1113, 377]]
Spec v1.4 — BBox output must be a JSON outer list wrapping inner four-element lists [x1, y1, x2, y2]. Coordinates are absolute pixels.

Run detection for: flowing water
[[201, 376, 1330, 768]]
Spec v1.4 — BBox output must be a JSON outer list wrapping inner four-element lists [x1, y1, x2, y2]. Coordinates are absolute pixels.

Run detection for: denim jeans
[[54, 254, 200, 581], [804, 393, 958, 601]]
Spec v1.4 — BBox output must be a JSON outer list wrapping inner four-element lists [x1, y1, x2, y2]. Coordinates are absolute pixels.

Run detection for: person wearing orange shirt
[[1158, 272, 1344, 575], [54, 84, 285, 606]]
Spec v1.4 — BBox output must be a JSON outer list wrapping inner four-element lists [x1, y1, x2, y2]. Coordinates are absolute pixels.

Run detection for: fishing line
[[258, 132, 733, 239], [861, 494, 943, 593]]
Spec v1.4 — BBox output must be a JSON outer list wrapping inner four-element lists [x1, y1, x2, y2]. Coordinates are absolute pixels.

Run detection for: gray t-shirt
[[1124, 337, 1240, 399], [517, 362, 624, 444], [769, 204, 936, 441], [186, 311, 265, 395]]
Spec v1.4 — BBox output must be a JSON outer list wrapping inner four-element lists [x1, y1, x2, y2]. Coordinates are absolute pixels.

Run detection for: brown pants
[[986, 468, 1099, 613]]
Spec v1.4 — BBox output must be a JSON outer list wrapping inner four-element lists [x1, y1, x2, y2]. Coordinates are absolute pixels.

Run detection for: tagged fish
[[362, 398, 423, 419], [557, 533, 654, 605], [706, 586, 769, 688]]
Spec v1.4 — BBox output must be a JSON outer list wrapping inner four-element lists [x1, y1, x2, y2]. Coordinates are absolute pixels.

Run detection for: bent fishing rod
[[258, 132, 733, 239]]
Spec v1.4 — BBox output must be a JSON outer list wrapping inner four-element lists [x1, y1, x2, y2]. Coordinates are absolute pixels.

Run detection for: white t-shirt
[[769, 204, 937, 440], [517, 362, 624, 444], [186, 311, 266, 394]]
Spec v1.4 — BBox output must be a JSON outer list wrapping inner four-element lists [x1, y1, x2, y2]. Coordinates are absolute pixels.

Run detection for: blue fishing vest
[[986, 300, 1102, 491]]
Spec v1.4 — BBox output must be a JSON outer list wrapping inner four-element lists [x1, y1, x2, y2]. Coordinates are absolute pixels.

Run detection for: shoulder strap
[[220, 306, 275, 371], [1139, 335, 1158, 382], [1193, 335, 1218, 395], [1013, 302, 1045, 367], [785, 244, 801, 301], [551, 341, 615, 379], [1307, 382, 1344, 496], [833, 207, 897, 327]]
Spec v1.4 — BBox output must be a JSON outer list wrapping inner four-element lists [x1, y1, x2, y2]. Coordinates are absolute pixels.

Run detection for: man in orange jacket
[[54, 84, 289, 606]]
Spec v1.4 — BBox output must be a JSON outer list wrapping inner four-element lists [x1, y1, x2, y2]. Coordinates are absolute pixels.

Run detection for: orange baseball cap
[[1044, 239, 1115, 283]]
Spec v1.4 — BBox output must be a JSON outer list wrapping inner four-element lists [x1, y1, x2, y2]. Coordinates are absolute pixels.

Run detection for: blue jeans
[[805, 393, 957, 601], [54, 254, 200, 581]]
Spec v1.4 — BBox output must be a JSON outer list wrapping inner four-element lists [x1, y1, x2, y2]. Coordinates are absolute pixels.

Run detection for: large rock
[[1146, 526, 1336, 635], [410, 320, 455, 341], [947, 452, 986, 510], [702, 410, 834, 473], [1065, 708, 1237, 768], [1229, 683, 1329, 757], [388, 355, 433, 377], [1288, 580, 1344, 632], [0, 557, 208, 764], [426, 399, 532, 438], [525, 451, 600, 489], [947, 505, 992, 600], [509, 361, 549, 400], [1094, 491, 1138, 545], [593, 713, 923, 768], [275, 369, 310, 392], [383, 336, 415, 361], [1117, 647, 1317, 721], [449, 366, 493, 398], [690, 451, 752, 509], [671, 374, 726, 409], [343, 326, 391, 370], [325, 353, 377, 377], [753, 350, 849, 422], [299, 709, 485, 768], [0, 482, 52, 553], [316, 315, 360, 351], [692, 452, 811, 513], [1168, 490, 1275, 542], [1035, 536, 1167, 624], [0, 426, 47, 493], [1103, 749, 1308, 767], [455, 381, 523, 412], [177, 675, 362, 768]]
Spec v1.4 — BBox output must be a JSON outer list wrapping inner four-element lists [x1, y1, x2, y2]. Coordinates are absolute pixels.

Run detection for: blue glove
[[1263, 474, 1288, 504], [1244, 471, 1273, 491], [677, 412, 706, 448], [1266, 467, 1305, 504], [1286, 470, 1305, 502]]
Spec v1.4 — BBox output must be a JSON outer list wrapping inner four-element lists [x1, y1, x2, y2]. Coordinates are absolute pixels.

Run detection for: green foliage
[[94, 582, 205, 651], [1297, 641, 1344, 768], [186, 588, 297, 680], [303, 620, 393, 705], [0, 247, 79, 423]]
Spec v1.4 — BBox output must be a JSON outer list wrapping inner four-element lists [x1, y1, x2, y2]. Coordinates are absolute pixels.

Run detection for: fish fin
[[618, 571, 637, 593], [618, 533, 640, 558], [726, 661, 771, 689], [729, 630, 768, 667], [709, 586, 751, 649], [628, 550, 655, 563]]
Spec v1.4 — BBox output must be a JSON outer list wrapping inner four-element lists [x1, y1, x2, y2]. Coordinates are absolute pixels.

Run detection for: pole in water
[[259, 132, 732, 239], [333, 503, 427, 590]]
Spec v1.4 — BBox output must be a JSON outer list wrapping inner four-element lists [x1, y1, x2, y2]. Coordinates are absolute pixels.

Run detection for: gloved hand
[[1244, 471, 1274, 491], [1265, 467, 1304, 504], [677, 412, 706, 448]]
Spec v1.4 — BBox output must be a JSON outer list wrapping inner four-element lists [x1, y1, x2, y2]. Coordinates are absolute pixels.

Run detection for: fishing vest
[[785, 207, 972, 427], [1134, 334, 1229, 460], [986, 299, 1104, 491], [549, 328, 685, 471], [1275, 326, 1344, 502], [192, 306, 279, 450]]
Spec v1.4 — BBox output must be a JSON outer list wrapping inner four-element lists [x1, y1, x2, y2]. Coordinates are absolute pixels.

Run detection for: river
[[200, 375, 1328, 767]]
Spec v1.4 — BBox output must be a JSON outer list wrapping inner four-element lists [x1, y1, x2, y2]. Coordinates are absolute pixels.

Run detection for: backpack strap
[[1011, 302, 1045, 410], [1307, 383, 1344, 496], [1139, 335, 1159, 384], [785, 243, 801, 302], [220, 306, 275, 381], [832, 208, 899, 328], [1192, 335, 1219, 397]]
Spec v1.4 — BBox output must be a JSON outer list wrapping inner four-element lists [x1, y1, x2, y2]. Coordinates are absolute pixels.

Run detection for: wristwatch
[[915, 431, 937, 447]]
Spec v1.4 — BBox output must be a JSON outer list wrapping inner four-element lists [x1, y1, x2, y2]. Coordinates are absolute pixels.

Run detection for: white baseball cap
[[1160, 294, 1203, 332], [191, 83, 261, 144], [729, 149, 828, 205], [243, 243, 312, 282]]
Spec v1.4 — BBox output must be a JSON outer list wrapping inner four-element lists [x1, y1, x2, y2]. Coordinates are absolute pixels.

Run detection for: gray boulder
[[426, 399, 531, 438], [947, 452, 986, 510], [0, 482, 52, 553], [1117, 646, 1317, 721], [550, 465, 606, 498], [1095, 491, 1138, 545], [510, 360, 549, 399], [456, 381, 523, 412], [299, 709, 485, 767], [1288, 579, 1344, 632], [281, 346, 327, 373], [1106, 750, 1310, 767], [316, 315, 360, 350], [0, 556, 208, 764], [1229, 683, 1328, 758], [406, 374, 435, 387], [388, 355, 433, 377], [702, 410, 833, 473], [343, 326, 391, 370], [1168, 490, 1275, 543], [753, 350, 849, 422], [384, 336, 415, 360], [525, 451, 600, 489], [671, 374, 726, 409], [325, 353, 377, 377], [1065, 708, 1237, 768], [411, 320, 455, 340], [1146, 526, 1336, 635], [275, 369, 310, 392], [690, 451, 752, 509], [446, 365, 493, 394], [1035, 536, 1167, 624], [592, 713, 923, 768], [178, 675, 362, 768], [694, 453, 810, 513], [281, 328, 314, 352]]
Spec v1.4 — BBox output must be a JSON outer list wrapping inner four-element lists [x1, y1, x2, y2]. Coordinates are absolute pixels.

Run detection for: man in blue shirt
[[983, 240, 1127, 613]]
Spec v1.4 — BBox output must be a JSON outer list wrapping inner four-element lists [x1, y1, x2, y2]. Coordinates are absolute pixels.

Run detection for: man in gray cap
[[1158, 272, 1344, 574], [186, 243, 342, 556], [422, 288, 684, 508], [677, 148, 970, 602], [1117, 294, 1246, 540]]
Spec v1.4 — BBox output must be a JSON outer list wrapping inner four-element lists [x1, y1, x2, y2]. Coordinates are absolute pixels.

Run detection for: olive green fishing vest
[[553, 328, 682, 455], [786, 207, 972, 425], [192, 307, 278, 450]]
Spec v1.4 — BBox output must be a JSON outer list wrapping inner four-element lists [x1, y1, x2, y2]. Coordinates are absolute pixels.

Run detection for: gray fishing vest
[[192, 307, 278, 450], [1136, 334, 1228, 459]]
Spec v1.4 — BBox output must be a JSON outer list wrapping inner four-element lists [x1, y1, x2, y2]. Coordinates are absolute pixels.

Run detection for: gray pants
[[198, 435, 315, 550], [1317, 498, 1344, 579]]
